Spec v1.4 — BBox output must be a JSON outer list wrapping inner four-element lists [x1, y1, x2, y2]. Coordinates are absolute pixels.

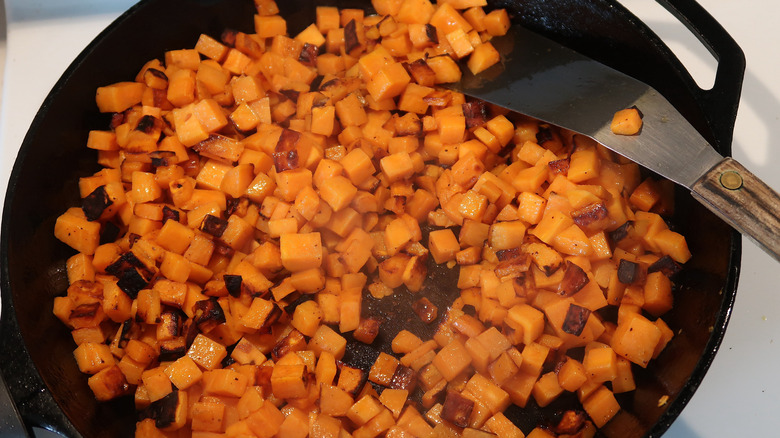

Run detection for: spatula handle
[[692, 157, 780, 261]]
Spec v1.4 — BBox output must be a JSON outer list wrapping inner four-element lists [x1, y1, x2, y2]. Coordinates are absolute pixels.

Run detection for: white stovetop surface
[[1, 1, 779, 436]]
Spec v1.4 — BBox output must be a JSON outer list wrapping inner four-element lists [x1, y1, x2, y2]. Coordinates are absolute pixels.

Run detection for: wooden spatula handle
[[691, 157, 780, 261]]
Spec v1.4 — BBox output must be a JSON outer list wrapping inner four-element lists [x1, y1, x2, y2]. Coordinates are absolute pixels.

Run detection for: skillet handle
[[654, 0, 746, 154], [692, 158, 780, 262]]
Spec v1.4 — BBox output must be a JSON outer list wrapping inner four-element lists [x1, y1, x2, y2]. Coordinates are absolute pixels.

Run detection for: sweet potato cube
[[309, 324, 347, 360], [489, 220, 526, 250], [611, 107, 643, 135], [320, 384, 355, 416], [464, 373, 510, 414], [378, 388, 407, 420], [271, 363, 309, 399], [337, 363, 367, 397], [432, 338, 471, 381], [341, 148, 376, 186], [141, 366, 173, 402], [202, 368, 249, 398], [483, 9, 510, 36], [353, 317, 382, 344], [319, 175, 358, 212], [88, 365, 130, 401], [429, 3, 472, 34], [54, 209, 101, 255], [426, 55, 462, 84], [532, 371, 564, 407], [610, 312, 662, 368], [380, 151, 415, 183], [187, 334, 227, 371], [557, 358, 588, 392], [467, 42, 501, 75], [441, 390, 475, 428], [347, 395, 383, 426], [335, 93, 368, 127], [643, 271, 673, 317], [231, 337, 267, 366], [317, 6, 341, 32], [485, 412, 524, 438], [367, 62, 411, 101], [428, 228, 460, 264], [520, 342, 549, 378], [255, 14, 287, 38], [96, 82, 144, 113], [162, 356, 203, 391], [291, 300, 324, 337], [651, 228, 692, 263], [582, 386, 620, 428], [505, 304, 545, 345], [73, 342, 115, 375], [392, 330, 424, 354], [583, 345, 618, 383], [369, 352, 401, 387], [280, 232, 323, 272], [568, 145, 600, 183], [191, 399, 226, 433], [246, 399, 285, 438]]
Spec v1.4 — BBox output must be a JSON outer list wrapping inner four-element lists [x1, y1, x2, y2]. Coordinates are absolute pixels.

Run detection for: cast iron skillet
[[0, 0, 743, 436]]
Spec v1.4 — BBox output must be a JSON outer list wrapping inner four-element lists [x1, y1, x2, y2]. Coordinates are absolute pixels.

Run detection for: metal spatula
[[449, 24, 780, 261]]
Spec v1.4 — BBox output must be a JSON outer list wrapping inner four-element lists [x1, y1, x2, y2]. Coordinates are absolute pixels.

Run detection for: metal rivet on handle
[[720, 170, 743, 190]]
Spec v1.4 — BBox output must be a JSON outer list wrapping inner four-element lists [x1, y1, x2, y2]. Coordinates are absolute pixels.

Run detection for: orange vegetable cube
[[367, 62, 411, 101], [489, 220, 526, 250], [428, 228, 460, 264], [380, 151, 415, 183], [280, 232, 323, 272], [610, 312, 662, 368], [255, 15, 287, 39], [187, 334, 228, 371], [532, 371, 564, 407], [54, 208, 101, 255], [432, 338, 472, 381], [582, 386, 620, 428], [483, 9, 511, 36], [95, 82, 144, 113], [73, 342, 115, 375], [467, 42, 501, 75], [557, 358, 588, 392], [611, 107, 643, 135]]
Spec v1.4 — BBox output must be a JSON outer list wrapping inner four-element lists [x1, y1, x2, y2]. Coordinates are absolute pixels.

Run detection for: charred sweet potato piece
[[272, 328, 307, 361], [389, 365, 417, 392], [353, 317, 381, 344], [647, 255, 682, 277], [462, 101, 488, 129], [192, 297, 226, 333], [223, 274, 243, 297], [82, 186, 113, 221], [412, 297, 438, 323], [548, 157, 570, 175], [572, 203, 608, 228], [609, 221, 634, 244], [562, 304, 591, 336], [200, 214, 228, 238], [441, 390, 475, 428], [617, 259, 639, 284], [139, 390, 188, 431], [552, 410, 589, 435], [559, 261, 589, 297]]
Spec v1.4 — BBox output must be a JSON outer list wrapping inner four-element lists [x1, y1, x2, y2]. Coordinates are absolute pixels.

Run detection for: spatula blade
[[449, 25, 723, 189]]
